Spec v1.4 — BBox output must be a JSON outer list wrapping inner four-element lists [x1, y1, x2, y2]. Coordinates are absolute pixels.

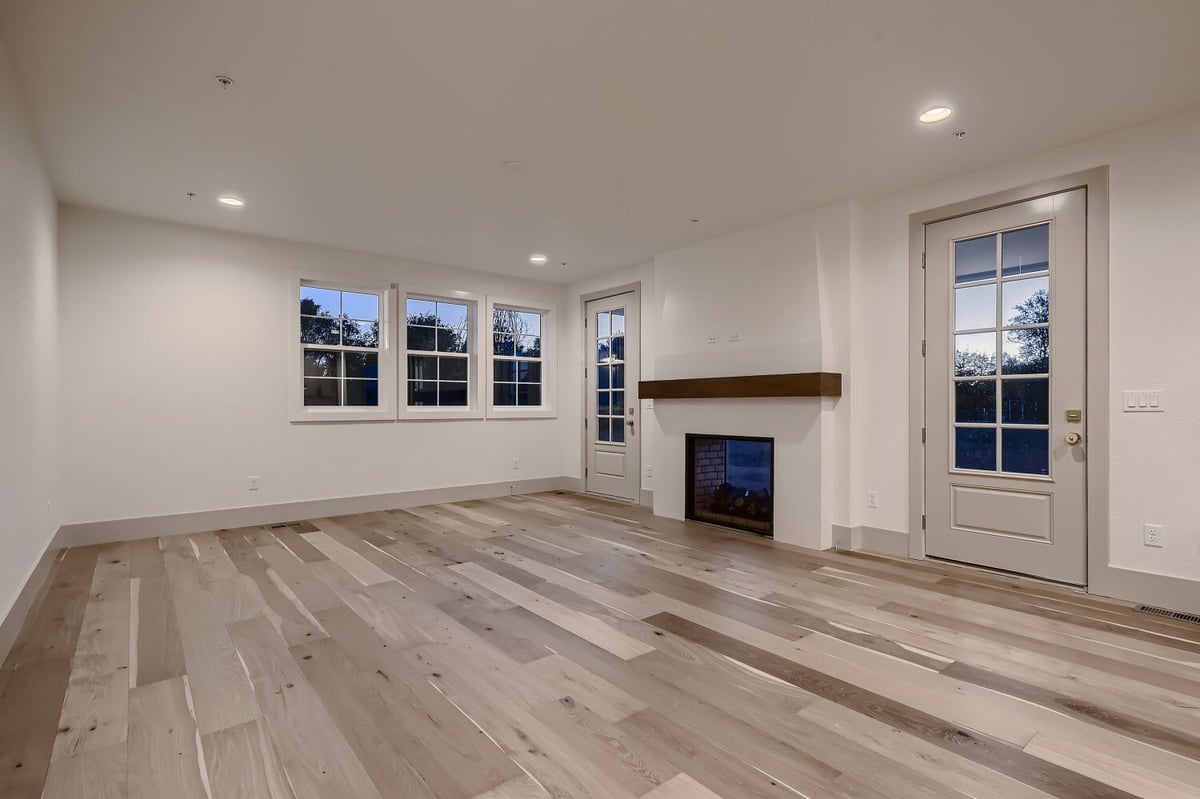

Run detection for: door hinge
[[585, 467, 589, 477], [921, 252, 926, 269], [921, 427, 926, 444], [584, 418, 588, 429], [921, 339, 926, 357], [921, 514, 927, 530]]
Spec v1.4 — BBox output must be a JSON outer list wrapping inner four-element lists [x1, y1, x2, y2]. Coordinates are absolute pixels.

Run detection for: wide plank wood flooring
[[3, 492, 1200, 798]]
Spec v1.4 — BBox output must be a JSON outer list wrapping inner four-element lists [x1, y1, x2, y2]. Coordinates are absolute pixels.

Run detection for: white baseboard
[[831, 524, 909, 558], [52, 476, 579, 549], [639, 488, 654, 507], [0, 540, 61, 667]]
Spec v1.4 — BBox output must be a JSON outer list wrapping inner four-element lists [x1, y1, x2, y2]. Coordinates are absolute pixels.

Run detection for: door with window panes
[[925, 189, 1087, 584], [585, 293, 640, 501]]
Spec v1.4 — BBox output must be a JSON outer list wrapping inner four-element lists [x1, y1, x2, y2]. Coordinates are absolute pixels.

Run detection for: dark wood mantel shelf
[[639, 372, 842, 400]]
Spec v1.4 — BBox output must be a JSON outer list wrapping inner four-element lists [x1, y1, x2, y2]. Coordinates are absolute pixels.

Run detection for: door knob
[[1065, 432, 1082, 445]]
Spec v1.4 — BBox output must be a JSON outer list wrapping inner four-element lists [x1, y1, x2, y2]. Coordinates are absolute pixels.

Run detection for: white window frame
[[289, 274, 397, 423], [398, 289, 485, 421], [485, 297, 556, 419]]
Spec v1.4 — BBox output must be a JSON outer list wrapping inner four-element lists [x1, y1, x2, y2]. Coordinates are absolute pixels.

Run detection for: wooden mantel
[[639, 372, 842, 400]]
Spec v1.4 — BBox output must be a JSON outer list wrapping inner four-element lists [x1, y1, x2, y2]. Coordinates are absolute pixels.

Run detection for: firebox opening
[[685, 434, 774, 537]]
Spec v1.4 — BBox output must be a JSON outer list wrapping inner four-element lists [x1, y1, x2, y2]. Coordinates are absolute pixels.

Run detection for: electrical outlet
[[866, 490, 879, 509], [645, 465, 653, 478], [729, 332, 742, 343], [706, 335, 718, 345], [644, 399, 654, 410], [46, 501, 52, 521], [1143, 523, 1164, 547], [248, 475, 260, 491], [512, 458, 520, 470]]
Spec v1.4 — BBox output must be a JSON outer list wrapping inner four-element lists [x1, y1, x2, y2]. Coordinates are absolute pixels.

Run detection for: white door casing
[[585, 292, 640, 501], [924, 189, 1087, 584]]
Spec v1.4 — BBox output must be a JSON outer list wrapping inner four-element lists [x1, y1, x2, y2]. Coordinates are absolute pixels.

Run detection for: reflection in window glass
[[955, 235, 997, 284], [955, 428, 997, 471], [1001, 224, 1049, 277], [955, 380, 996, 423], [1002, 428, 1049, 475], [1002, 330, 1049, 375], [1003, 278, 1049, 327], [1002, 379, 1049, 425], [406, 296, 474, 408]]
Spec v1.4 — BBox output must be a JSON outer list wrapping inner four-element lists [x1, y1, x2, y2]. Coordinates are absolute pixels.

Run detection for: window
[[291, 278, 395, 422], [404, 294, 481, 416], [486, 299, 555, 417], [492, 307, 543, 407]]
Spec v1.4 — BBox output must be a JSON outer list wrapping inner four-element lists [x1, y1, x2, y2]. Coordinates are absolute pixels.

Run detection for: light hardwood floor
[[2, 492, 1200, 798]]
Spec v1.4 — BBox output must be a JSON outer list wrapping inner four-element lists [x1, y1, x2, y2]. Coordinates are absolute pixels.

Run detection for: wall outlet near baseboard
[[866, 490, 879, 509], [248, 475, 260, 491], [645, 465, 653, 478], [512, 458, 520, 470], [1143, 523, 1164, 547]]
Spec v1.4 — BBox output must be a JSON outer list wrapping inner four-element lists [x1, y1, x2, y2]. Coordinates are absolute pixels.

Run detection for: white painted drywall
[[56, 207, 571, 526], [0, 42, 58, 623], [852, 107, 1200, 582]]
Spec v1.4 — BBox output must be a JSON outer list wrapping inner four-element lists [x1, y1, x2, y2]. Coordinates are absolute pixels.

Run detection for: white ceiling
[[4, 1, 1200, 282]]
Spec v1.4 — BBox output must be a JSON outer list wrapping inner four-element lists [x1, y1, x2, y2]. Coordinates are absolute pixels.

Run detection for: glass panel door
[[594, 307, 626, 445]]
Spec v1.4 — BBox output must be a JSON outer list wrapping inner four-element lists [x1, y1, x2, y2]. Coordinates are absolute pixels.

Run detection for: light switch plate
[[1122, 389, 1164, 412]]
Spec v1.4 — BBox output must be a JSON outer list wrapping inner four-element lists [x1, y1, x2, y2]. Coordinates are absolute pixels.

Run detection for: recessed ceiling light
[[529, 253, 548, 265], [217, 195, 245, 209], [919, 106, 953, 124]]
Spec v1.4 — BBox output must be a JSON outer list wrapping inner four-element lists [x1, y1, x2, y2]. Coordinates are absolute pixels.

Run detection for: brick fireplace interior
[[685, 434, 774, 537]]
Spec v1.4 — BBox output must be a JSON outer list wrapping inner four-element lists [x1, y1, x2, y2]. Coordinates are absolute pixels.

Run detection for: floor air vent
[[1135, 604, 1200, 625]]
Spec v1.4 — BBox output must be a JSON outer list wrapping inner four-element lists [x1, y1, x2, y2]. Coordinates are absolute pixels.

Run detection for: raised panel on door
[[585, 293, 640, 501], [924, 189, 1087, 584]]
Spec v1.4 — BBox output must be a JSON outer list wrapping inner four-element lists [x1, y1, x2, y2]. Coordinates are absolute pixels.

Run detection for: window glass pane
[[517, 311, 541, 336], [342, 292, 378, 321], [1002, 378, 1050, 425], [516, 335, 541, 358], [344, 379, 379, 407], [955, 235, 997, 284], [611, 364, 625, 389], [611, 418, 625, 443], [301, 315, 340, 345], [437, 326, 468, 353], [955, 380, 995, 423], [518, 361, 541, 383], [407, 298, 436, 321], [955, 427, 997, 471], [407, 325, 436, 351], [610, 335, 625, 361], [1002, 428, 1049, 475], [303, 378, 340, 406], [407, 380, 437, 406], [301, 286, 341, 316], [612, 390, 624, 414], [303, 350, 340, 378], [1003, 277, 1049, 326], [439, 382, 468, 406], [596, 312, 611, 338], [343, 352, 378, 379], [597, 417, 610, 442], [610, 309, 625, 336], [517, 384, 541, 406], [955, 332, 997, 377], [955, 284, 995, 332], [1002, 224, 1049, 277], [408, 355, 437, 379], [494, 383, 517, 406], [597, 338, 612, 362], [344, 320, 379, 348], [597, 365, 611, 390], [1002, 329, 1049, 374], [436, 302, 468, 330], [494, 360, 517, 382], [439, 356, 468, 381], [598, 390, 611, 414], [493, 333, 515, 357]]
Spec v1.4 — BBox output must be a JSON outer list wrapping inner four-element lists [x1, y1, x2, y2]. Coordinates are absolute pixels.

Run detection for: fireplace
[[685, 434, 774, 537]]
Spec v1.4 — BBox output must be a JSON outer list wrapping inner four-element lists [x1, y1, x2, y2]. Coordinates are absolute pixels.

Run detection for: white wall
[[57, 207, 571, 526], [852, 107, 1200, 583], [0, 42, 58, 622]]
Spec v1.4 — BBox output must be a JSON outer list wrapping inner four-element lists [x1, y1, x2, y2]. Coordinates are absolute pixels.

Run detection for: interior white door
[[924, 189, 1087, 584], [585, 292, 640, 501]]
